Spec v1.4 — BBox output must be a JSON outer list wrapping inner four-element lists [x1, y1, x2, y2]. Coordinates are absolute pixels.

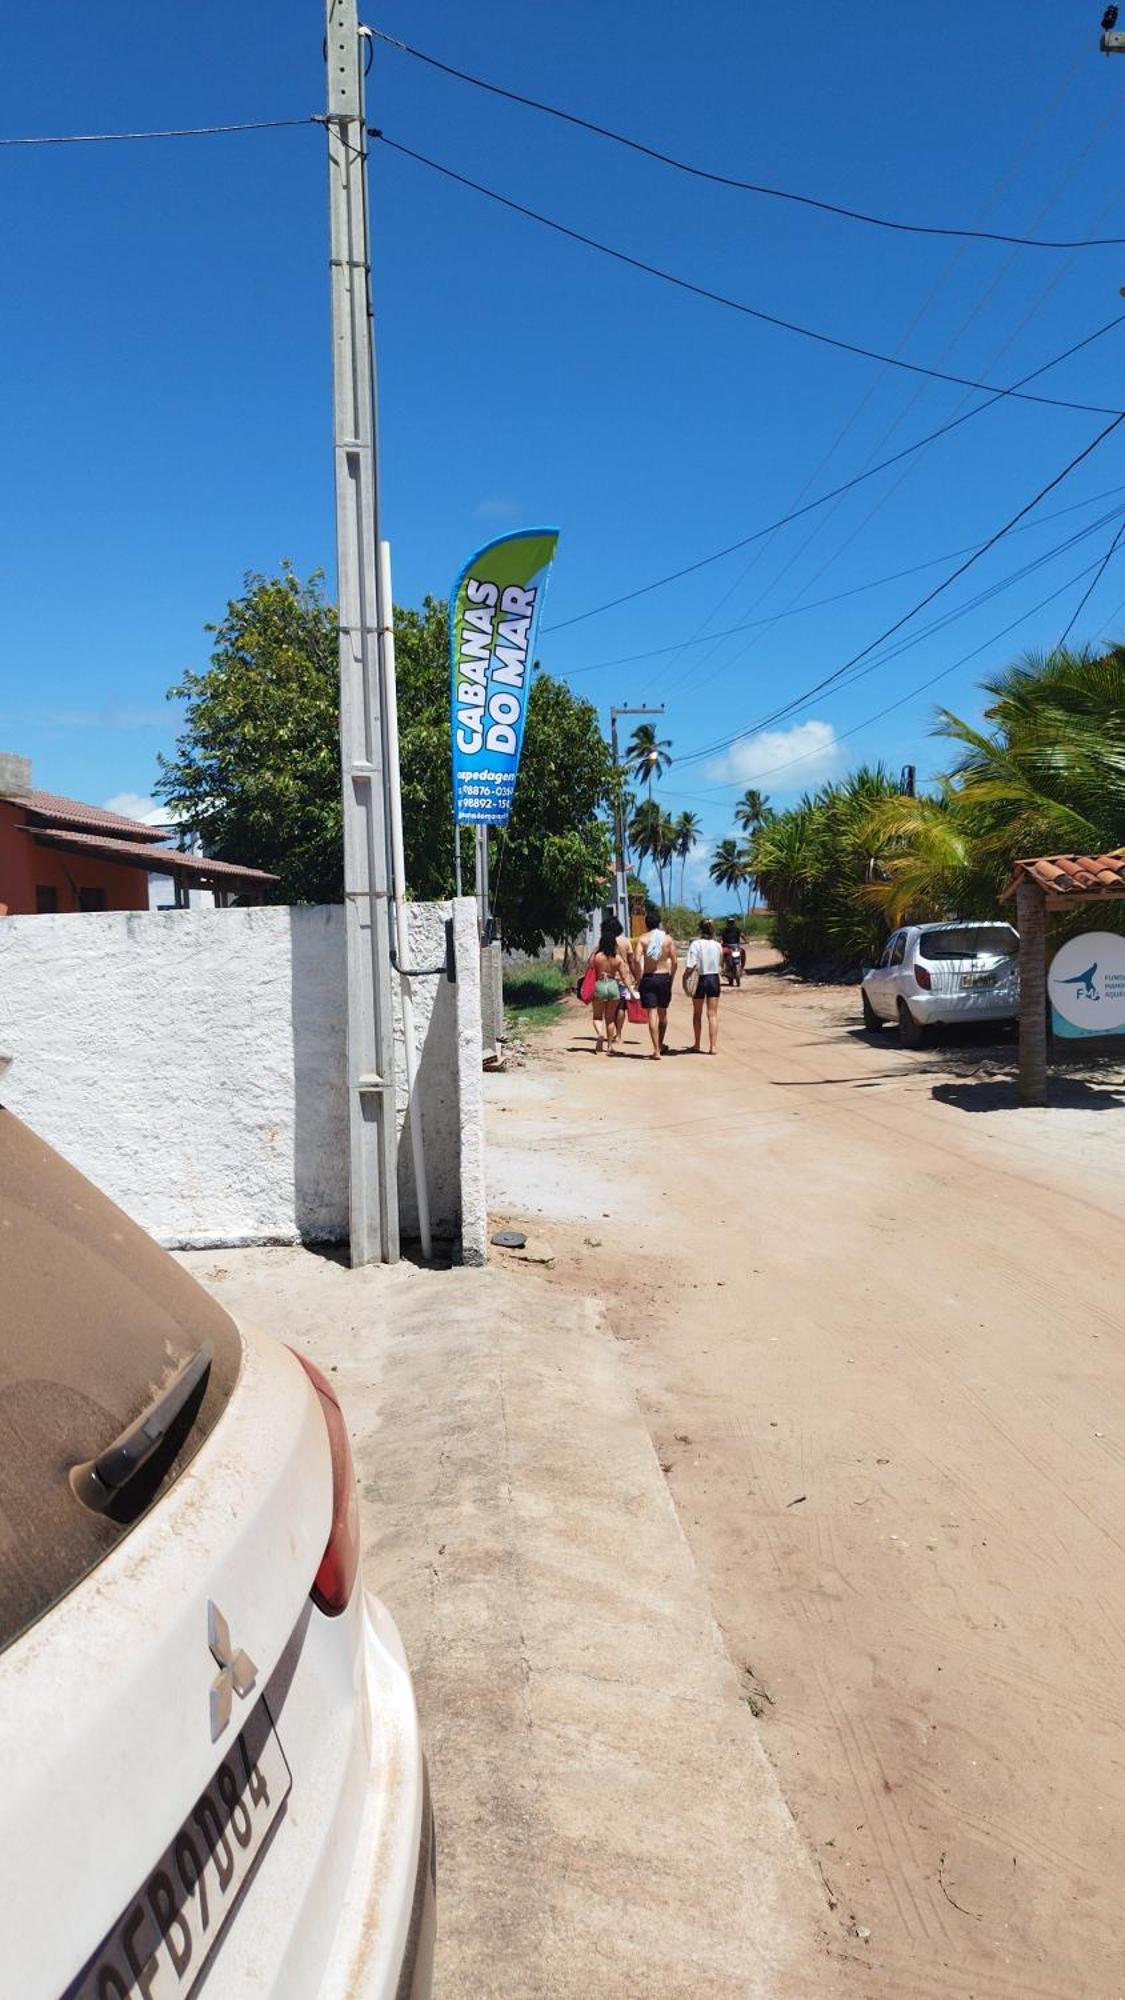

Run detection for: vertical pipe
[[379, 542, 433, 1260], [1017, 875, 1048, 1107]]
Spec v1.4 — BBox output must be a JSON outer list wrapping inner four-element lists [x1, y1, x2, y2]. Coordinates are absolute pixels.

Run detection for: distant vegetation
[[745, 647, 1125, 979]]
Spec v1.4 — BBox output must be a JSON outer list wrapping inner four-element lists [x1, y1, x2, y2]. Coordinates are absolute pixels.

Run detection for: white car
[[861, 920, 1020, 1046], [0, 1105, 434, 2000]]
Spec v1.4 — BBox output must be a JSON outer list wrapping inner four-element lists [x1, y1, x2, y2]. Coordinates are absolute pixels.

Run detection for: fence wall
[[0, 898, 486, 1259]]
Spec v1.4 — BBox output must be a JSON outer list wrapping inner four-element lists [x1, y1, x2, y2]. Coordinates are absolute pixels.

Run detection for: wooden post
[[1017, 875, 1048, 1107]]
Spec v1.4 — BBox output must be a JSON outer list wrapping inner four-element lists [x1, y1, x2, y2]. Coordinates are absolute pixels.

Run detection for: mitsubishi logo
[[207, 1601, 257, 1741]]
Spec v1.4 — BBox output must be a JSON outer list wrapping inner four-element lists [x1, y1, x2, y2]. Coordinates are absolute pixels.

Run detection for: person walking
[[635, 912, 677, 1060], [685, 917, 723, 1054], [591, 919, 633, 1055], [603, 905, 637, 1042]]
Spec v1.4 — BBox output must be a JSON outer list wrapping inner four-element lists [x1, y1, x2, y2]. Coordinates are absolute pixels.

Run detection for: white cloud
[[103, 791, 159, 822], [706, 718, 841, 789]]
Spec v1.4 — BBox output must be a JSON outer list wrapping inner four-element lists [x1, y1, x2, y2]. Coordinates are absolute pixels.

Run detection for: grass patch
[[503, 960, 570, 1037]]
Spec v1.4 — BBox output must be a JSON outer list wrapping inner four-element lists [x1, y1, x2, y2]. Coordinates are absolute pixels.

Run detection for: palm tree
[[673, 811, 701, 902], [709, 838, 747, 913], [629, 798, 664, 900], [626, 723, 673, 794], [734, 788, 770, 836], [655, 811, 677, 910]]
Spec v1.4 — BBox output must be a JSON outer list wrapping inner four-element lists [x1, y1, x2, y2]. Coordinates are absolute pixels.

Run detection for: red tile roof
[[23, 826, 277, 884], [1004, 853, 1125, 901], [20, 789, 168, 842]]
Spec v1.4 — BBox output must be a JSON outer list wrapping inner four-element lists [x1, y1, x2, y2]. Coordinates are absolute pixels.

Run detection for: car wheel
[[861, 990, 882, 1032], [897, 997, 925, 1049]]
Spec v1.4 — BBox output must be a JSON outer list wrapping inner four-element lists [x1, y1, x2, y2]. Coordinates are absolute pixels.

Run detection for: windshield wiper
[[70, 1343, 213, 1519]]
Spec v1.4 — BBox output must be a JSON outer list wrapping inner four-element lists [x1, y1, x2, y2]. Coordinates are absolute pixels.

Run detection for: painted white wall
[[0, 900, 485, 1255]]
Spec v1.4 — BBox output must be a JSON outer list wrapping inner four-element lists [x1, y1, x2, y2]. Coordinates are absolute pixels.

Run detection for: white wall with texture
[[0, 900, 484, 1254]]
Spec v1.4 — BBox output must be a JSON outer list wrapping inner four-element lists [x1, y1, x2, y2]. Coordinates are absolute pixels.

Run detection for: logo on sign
[[1048, 931, 1125, 1037]]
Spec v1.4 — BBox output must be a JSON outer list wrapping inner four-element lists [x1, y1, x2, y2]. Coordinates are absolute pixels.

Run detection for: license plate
[[67, 1700, 291, 2000], [964, 970, 996, 988]]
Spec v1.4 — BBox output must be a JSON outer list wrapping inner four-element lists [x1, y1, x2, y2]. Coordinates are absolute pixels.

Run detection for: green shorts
[[594, 978, 620, 1001]]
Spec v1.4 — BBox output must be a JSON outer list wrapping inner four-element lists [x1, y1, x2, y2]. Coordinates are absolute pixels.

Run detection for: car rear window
[[0, 1108, 241, 1653], [918, 926, 1018, 961]]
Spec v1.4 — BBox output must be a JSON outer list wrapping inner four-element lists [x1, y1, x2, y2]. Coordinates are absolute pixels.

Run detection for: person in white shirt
[[684, 917, 723, 1054]]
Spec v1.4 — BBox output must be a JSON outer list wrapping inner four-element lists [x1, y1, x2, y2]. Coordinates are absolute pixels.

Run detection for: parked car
[[861, 920, 1020, 1046], [0, 1104, 433, 1999]]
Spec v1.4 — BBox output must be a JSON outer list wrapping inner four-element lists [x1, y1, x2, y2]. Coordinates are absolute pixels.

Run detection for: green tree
[[748, 767, 902, 975], [159, 569, 613, 951], [734, 788, 771, 836], [673, 810, 701, 902], [630, 800, 677, 906], [709, 837, 747, 910], [158, 565, 342, 904], [626, 722, 673, 792]]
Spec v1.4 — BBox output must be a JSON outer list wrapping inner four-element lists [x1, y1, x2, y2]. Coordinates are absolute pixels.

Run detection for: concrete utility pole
[[325, 0, 399, 1265], [610, 704, 665, 934]]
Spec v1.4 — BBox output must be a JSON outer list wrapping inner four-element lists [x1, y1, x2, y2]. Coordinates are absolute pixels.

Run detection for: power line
[[671, 552, 1122, 799], [369, 29, 1125, 252], [675, 411, 1125, 768], [559, 481, 1125, 675], [375, 137, 1123, 422], [0, 117, 316, 147], [537, 313, 1125, 635], [1056, 514, 1125, 646]]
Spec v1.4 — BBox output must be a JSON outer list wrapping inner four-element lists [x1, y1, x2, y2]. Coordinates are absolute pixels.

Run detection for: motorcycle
[[722, 943, 743, 987]]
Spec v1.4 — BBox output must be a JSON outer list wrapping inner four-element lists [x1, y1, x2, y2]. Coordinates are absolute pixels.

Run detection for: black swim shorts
[[639, 971, 673, 1009]]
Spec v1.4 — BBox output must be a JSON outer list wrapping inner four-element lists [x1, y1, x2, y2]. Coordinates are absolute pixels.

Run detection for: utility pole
[[325, 0, 399, 1266], [610, 703, 665, 935]]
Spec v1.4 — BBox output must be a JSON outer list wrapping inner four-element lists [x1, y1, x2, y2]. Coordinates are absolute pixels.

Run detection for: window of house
[[35, 886, 59, 914], [77, 887, 107, 913]]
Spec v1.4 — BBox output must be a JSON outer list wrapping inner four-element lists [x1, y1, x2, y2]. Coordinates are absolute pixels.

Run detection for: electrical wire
[[1056, 514, 1125, 646], [0, 117, 317, 146], [558, 481, 1125, 675], [374, 137, 1123, 421], [666, 552, 1122, 798], [368, 29, 1125, 252], [674, 411, 1125, 768], [536, 313, 1125, 635]]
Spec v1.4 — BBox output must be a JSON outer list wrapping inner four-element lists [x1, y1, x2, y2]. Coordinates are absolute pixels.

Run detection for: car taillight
[[290, 1350, 360, 1616], [914, 963, 932, 989]]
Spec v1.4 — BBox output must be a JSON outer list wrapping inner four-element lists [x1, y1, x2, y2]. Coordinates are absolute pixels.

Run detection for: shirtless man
[[635, 915, 677, 1059]]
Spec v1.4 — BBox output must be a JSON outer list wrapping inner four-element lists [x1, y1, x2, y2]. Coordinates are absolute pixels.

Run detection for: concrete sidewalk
[[184, 1247, 838, 1998]]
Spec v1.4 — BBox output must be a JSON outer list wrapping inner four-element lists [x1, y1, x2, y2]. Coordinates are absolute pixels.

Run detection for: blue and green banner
[[450, 528, 559, 826]]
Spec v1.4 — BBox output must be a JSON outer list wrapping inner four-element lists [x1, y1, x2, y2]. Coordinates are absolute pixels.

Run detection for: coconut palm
[[626, 723, 673, 793], [672, 810, 701, 901], [709, 838, 747, 913], [734, 788, 771, 836], [861, 646, 1125, 926]]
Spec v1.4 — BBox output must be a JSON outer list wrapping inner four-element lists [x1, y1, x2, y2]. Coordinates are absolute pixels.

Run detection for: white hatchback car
[[0, 1105, 434, 2000], [861, 920, 1020, 1046]]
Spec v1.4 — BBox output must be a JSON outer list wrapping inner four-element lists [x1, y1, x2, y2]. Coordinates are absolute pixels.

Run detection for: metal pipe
[[379, 540, 433, 1259]]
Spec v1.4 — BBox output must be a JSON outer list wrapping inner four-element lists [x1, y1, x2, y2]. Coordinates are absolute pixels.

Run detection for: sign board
[[1048, 930, 1125, 1038], [450, 528, 559, 827]]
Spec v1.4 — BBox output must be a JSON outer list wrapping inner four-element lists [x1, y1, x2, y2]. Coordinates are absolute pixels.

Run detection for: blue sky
[[3, 2, 1125, 891]]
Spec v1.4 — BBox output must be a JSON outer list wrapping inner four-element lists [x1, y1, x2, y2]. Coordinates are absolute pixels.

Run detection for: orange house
[[0, 755, 277, 914]]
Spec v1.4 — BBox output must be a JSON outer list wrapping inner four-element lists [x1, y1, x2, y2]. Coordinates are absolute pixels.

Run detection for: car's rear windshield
[[0, 1108, 241, 1654], [918, 926, 1018, 961]]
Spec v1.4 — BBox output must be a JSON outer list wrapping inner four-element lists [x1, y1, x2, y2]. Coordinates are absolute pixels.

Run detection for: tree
[[158, 566, 342, 904], [748, 767, 903, 975], [626, 722, 672, 792], [734, 788, 771, 836], [629, 799, 666, 902], [159, 569, 614, 951], [673, 810, 701, 901], [709, 838, 747, 910]]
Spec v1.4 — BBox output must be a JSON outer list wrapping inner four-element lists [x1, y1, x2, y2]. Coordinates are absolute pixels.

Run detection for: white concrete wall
[[0, 900, 485, 1255]]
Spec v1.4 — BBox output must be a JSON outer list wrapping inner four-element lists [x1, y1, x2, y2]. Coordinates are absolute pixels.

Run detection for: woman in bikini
[[591, 919, 633, 1055]]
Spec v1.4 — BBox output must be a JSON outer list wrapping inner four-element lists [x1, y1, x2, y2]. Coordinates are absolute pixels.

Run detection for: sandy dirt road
[[487, 950, 1125, 2000]]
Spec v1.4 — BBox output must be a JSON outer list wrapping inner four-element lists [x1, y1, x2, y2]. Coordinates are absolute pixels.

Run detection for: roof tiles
[[1007, 853, 1125, 900]]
